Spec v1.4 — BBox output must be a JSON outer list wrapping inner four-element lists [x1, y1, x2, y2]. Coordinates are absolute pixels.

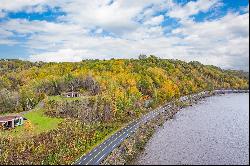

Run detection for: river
[[135, 93, 249, 165]]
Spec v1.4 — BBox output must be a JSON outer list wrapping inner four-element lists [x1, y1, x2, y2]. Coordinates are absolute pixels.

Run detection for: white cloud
[[95, 28, 103, 34], [0, 0, 249, 71], [167, 0, 220, 20], [1, 19, 88, 35], [144, 15, 164, 26], [29, 49, 88, 62], [171, 12, 249, 70], [0, 0, 50, 12], [54, 0, 170, 35]]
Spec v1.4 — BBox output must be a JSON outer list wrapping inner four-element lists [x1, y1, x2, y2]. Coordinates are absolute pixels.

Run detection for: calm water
[[136, 93, 249, 165]]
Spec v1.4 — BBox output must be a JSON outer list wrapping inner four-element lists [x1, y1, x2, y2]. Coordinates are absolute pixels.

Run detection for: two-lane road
[[74, 104, 174, 165], [74, 121, 140, 165]]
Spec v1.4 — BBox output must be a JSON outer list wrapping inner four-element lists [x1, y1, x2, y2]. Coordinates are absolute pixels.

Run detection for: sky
[[0, 0, 249, 71]]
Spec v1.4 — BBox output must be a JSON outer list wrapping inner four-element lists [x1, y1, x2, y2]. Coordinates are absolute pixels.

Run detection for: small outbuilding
[[61, 92, 81, 98], [0, 115, 25, 129]]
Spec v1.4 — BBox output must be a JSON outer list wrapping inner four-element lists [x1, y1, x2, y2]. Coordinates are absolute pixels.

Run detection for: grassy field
[[0, 107, 63, 138]]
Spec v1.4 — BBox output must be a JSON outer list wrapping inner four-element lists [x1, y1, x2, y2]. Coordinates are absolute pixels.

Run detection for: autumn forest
[[0, 55, 249, 164]]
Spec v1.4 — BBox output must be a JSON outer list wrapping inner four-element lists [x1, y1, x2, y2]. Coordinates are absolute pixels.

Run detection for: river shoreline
[[101, 89, 249, 165]]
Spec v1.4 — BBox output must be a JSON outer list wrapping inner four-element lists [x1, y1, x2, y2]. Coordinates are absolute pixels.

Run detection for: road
[[74, 104, 173, 165], [74, 89, 249, 165]]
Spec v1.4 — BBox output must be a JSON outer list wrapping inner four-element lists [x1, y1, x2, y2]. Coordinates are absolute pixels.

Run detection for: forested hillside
[[0, 55, 248, 164], [0, 55, 248, 115]]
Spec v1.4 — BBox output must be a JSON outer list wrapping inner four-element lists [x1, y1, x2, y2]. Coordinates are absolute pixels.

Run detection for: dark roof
[[0, 115, 22, 122]]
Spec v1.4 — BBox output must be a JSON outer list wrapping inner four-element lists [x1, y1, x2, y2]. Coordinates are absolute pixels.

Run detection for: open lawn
[[0, 107, 63, 138]]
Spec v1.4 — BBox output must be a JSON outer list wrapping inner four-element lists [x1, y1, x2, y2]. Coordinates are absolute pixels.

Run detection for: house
[[61, 92, 81, 98], [0, 115, 25, 129]]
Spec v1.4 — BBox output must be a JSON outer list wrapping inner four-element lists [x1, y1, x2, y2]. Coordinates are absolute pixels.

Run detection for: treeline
[[0, 56, 249, 115]]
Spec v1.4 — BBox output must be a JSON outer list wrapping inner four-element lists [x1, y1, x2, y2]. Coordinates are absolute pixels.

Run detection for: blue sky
[[0, 0, 249, 71]]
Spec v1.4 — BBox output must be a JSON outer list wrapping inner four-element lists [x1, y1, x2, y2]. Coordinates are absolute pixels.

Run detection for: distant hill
[[224, 69, 249, 80]]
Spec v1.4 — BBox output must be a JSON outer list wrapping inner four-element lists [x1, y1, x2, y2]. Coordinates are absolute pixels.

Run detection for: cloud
[[242, 4, 249, 13], [167, 0, 220, 20], [29, 49, 89, 62], [144, 15, 164, 26], [0, 10, 6, 18], [0, 0, 249, 71], [171, 12, 249, 70], [1, 19, 88, 35], [0, 0, 51, 12], [54, 0, 171, 35], [57, 0, 140, 35]]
